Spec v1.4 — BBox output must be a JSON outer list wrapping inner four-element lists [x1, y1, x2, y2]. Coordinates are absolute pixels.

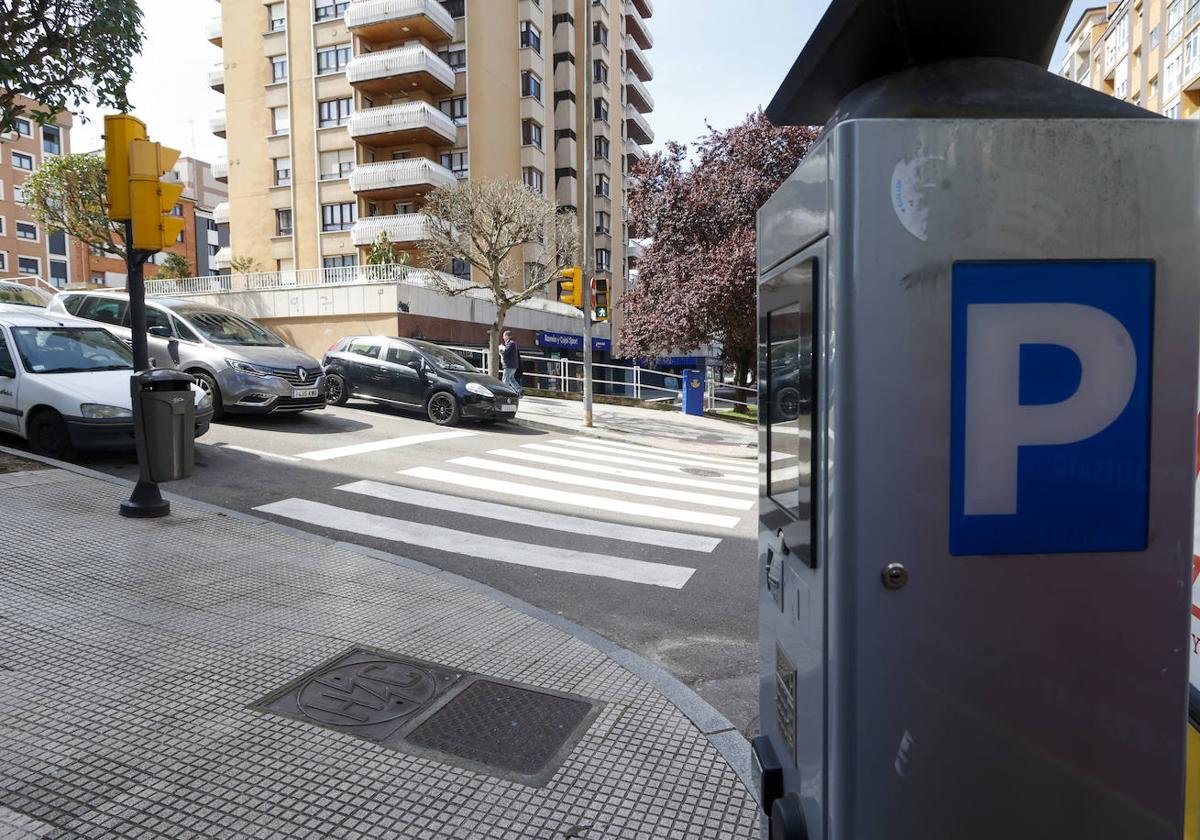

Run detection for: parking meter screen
[[765, 261, 814, 555]]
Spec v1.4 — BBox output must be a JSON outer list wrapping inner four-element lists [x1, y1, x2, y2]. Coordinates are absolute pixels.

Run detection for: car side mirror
[[148, 326, 172, 338]]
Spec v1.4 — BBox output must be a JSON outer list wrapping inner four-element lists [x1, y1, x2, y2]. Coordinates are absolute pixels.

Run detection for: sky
[[73, 0, 1093, 163]]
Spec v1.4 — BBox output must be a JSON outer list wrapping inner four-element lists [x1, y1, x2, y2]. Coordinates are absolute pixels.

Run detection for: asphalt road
[[49, 399, 761, 735]]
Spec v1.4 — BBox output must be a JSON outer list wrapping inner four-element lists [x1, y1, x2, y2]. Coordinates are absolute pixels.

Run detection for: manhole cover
[[406, 678, 599, 786], [257, 647, 464, 743], [682, 467, 725, 478]]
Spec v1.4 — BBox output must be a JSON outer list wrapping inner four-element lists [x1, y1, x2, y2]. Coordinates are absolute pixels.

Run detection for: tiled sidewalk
[[0, 469, 759, 840]]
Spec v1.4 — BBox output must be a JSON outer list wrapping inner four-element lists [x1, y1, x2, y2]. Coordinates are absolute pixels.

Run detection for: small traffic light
[[558, 266, 583, 309], [128, 139, 185, 253], [103, 114, 147, 221], [591, 277, 611, 322]]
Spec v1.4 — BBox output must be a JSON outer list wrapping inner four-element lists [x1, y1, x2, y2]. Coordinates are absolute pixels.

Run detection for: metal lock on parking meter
[[753, 2, 1200, 839], [131, 369, 195, 484]]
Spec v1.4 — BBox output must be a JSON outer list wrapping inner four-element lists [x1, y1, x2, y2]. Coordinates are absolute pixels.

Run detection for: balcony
[[625, 70, 653, 112], [212, 247, 232, 270], [625, 138, 646, 168], [625, 105, 653, 145], [351, 213, 436, 246], [625, 5, 652, 49], [213, 202, 231, 225], [349, 100, 457, 147], [212, 157, 228, 182], [208, 63, 225, 92], [346, 43, 455, 95], [630, 0, 652, 18], [349, 157, 457, 199], [210, 111, 226, 138], [206, 15, 222, 46], [345, 0, 455, 45], [624, 36, 653, 81]]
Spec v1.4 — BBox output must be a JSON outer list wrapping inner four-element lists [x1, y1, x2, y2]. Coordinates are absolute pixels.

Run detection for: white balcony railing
[[346, 43, 455, 91], [625, 105, 654, 145], [630, 0, 653, 18], [625, 138, 646, 162], [345, 0, 455, 41], [624, 36, 653, 81], [213, 202, 231, 225], [146, 263, 429, 297], [349, 157, 458, 195], [208, 63, 225, 91], [625, 70, 654, 112], [210, 111, 226, 137], [212, 157, 228, 182], [211, 247, 232, 270], [350, 213, 435, 247], [348, 100, 457, 144], [624, 4, 653, 48], [206, 15, 223, 45]]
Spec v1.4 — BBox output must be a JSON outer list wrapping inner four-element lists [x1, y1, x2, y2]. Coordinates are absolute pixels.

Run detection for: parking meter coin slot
[[131, 369, 196, 484], [775, 645, 798, 763], [766, 547, 784, 610]]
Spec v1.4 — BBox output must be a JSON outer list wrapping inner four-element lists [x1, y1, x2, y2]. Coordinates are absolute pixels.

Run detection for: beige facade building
[[207, 0, 653, 338], [1060, 0, 1200, 119]]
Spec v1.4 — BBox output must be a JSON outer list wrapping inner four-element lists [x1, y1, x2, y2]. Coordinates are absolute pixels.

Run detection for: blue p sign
[[950, 262, 1154, 556]]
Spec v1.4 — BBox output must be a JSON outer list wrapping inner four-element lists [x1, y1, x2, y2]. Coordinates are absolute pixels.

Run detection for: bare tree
[[421, 179, 579, 376]]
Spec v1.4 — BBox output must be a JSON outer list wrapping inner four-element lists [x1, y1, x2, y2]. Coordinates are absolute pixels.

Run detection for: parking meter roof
[[767, 0, 1073, 126]]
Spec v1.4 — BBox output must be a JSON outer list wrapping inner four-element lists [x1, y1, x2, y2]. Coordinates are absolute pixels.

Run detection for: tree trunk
[[733, 350, 753, 408]]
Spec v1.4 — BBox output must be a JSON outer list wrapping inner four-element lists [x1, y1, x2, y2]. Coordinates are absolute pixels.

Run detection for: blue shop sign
[[536, 331, 611, 353]]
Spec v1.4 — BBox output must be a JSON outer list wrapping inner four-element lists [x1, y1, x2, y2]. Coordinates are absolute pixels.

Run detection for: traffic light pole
[[580, 0, 595, 428], [119, 219, 169, 519]]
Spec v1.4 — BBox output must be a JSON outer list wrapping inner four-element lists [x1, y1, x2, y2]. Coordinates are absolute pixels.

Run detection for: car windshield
[[0, 285, 50, 308], [421, 344, 477, 372], [178, 309, 285, 347], [11, 326, 134, 374]]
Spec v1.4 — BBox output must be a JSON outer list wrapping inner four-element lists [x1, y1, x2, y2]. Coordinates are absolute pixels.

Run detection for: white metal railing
[[206, 15, 222, 43], [630, 0, 653, 19], [348, 100, 457, 144], [345, 0, 455, 40], [212, 157, 228, 181], [349, 157, 457, 195], [346, 43, 456, 91], [624, 70, 654, 112], [210, 111, 226, 137], [350, 213, 433, 246], [211, 247, 232, 270], [1, 273, 59, 296], [625, 139, 646, 162], [625, 105, 654, 145], [213, 201, 231, 225], [146, 264, 427, 297], [624, 5, 654, 48], [705, 380, 757, 413], [624, 35, 654, 80], [208, 63, 225, 90]]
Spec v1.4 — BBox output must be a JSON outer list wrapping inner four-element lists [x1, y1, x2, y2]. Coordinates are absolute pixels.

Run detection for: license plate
[[293, 388, 319, 399], [500, 403, 517, 412]]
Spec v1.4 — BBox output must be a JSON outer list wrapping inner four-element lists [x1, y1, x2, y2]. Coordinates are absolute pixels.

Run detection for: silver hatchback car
[[48, 291, 325, 417]]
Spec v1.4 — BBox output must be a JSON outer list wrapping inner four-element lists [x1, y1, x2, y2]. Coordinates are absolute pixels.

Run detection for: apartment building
[[1060, 0, 1200, 119], [0, 98, 76, 288], [207, 0, 653, 342], [75, 156, 229, 287]]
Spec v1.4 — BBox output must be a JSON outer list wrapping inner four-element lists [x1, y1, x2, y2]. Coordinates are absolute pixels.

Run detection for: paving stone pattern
[[0, 471, 759, 840]]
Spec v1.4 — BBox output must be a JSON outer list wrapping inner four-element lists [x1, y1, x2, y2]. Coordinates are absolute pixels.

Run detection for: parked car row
[[0, 283, 520, 459]]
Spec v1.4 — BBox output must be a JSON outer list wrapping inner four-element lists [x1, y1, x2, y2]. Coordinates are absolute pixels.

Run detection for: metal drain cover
[[682, 466, 725, 477], [406, 678, 599, 786], [256, 647, 465, 742]]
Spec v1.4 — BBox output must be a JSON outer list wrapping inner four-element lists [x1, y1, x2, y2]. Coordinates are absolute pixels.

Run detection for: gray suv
[[49, 291, 325, 417]]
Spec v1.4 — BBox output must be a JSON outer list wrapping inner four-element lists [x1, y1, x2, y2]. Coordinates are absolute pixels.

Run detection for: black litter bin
[[131, 369, 196, 483]]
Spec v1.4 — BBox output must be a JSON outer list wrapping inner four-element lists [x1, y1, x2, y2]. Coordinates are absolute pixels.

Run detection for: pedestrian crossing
[[253, 435, 759, 590]]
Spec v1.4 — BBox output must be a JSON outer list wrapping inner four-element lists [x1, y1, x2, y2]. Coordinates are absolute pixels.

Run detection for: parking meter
[[753, 2, 1200, 838]]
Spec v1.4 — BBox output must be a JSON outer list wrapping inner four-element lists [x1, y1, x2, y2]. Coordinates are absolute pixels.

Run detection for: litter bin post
[[120, 369, 196, 519], [681, 368, 705, 417]]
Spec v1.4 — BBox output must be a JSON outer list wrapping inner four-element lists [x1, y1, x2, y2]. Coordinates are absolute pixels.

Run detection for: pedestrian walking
[[499, 329, 524, 396]]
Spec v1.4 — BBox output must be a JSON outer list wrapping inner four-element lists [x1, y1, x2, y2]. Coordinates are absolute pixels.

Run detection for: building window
[[522, 167, 544, 195], [521, 70, 542, 100], [593, 97, 609, 122], [1151, 25, 1162, 51], [1165, 46, 1184, 98], [17, 256, 38, 275], [321, 202, 356, 232], [439, 150, 469, 178], [523, 262, 545, 289], [595, 173, 610, 197], [13, 185, 24, 204], [521, 119, 543, 149], [42, 125, 60, 155], [438, 44, 467, 70], [1186, 28, 1200, 82], [593, 21, 608, 47], [319, 149, 355, 180], [314, 0, 348, 21], [451, 257, 470, 280], [519, 21, 542, 54], [1165, 100, 1182, 119], [316, 44, 352, 74], [593, 59, 608, 85], [270, 56, 288, 83], [14, 118, 30, 137], [275, 208, 293, 236], [319, 97, 352, 127], [91, 271, 105, 284], [324, 255, 358, 269], [271, 106, 290, 135], [12, 151, 32, 171], [273, 156, 292, 186], [49, 260, 67, 286], [48, 230, 66, 255], [594, 136, 609, 159], [595, 210, 610, 234], [439, 96, 468, 126], [267, 2, 285, 30], [595, 248, 611, 271], [0, 218, 5, 236], [15, 221, 37, 241]]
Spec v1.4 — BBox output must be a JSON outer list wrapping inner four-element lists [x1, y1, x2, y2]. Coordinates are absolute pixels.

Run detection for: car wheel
[[426, 391, 461, 426], [190, 370, 224, 420], [774, 386, 801, 421], [325, 372, 349, 406], [27, 410, 75, 461]]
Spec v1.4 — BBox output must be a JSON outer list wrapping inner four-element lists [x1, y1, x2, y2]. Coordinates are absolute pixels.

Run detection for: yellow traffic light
[[129, 139, 185, 253], [103, 114, 147, 222], [591, 277, 610, 321], [558, 266, 583, 309]]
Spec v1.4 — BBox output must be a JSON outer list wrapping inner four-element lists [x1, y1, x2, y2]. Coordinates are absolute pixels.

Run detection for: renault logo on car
[[297, 367, 307, 383]]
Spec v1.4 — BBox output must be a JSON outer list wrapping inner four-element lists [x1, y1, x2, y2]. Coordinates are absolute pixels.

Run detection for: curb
[[0, 443, 759, 801], [511, 415, 759, 461]]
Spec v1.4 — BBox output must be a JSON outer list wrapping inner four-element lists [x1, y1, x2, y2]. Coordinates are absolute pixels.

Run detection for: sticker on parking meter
[[949, 261, 1154, 556]]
